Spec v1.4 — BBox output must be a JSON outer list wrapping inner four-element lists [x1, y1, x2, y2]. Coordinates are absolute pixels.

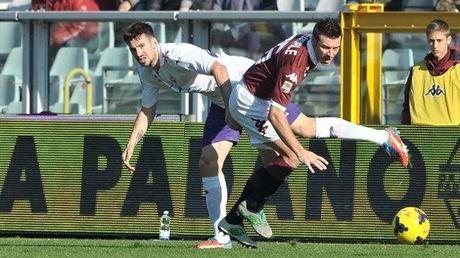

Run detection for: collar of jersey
[[157, 43, 165, 68], [306, 38, 318, 66]]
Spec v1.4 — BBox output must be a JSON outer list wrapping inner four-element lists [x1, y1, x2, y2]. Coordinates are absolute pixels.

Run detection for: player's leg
[[313, 117, 409, 168], [219, 84, 298, 244], [197, 141, 233, 249], [241, 104, 310, 215], [223, 138, 297, 239], [290, 112, 388, 143], [289, 113, 409, 168], [196, 103, 239, 249], [235, 104, 301, 239], [289, 112, 316, 138]]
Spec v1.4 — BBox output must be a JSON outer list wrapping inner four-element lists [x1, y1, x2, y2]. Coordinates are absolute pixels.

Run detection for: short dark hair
[[123, 22, 156, 44], [312, 18, 341, 41], [426, 19, 450, 37]]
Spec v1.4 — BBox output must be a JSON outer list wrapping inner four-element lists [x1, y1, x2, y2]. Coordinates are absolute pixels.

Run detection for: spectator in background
[[212, 0, 285, 59], [189, 0, 213, 10], [118, 0, 192, 42], [435, 0, 460, 12], [95, 0, 123, 10], [401, 19, 460, 125], [384, 0, 403, 11], [118, 0, 192, 11], [118, 0, 132, 10], [32, 0, 100, 63], [213, 0, 274, 10], [385, 0, 436, 11], [32, 0, 100, 46]]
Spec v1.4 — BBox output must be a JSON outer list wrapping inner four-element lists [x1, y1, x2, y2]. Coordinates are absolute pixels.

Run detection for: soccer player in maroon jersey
[[121, 22, 340, 250], [218, 18, 410, 248]]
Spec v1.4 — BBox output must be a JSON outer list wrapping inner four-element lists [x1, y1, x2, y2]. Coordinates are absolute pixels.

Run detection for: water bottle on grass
[[159, 211, 170, 240]]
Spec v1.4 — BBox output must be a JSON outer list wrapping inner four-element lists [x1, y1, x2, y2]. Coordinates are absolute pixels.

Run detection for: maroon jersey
[[243, 34, 315, 108]]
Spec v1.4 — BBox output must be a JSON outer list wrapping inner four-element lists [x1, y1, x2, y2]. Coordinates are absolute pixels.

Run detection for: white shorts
[[229, 81, 281, 147]]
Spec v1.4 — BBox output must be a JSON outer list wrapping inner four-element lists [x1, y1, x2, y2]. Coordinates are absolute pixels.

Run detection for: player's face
[[427, 30, 451, 61], [313, 34, 341, 65], [128, 33, 159, 67]]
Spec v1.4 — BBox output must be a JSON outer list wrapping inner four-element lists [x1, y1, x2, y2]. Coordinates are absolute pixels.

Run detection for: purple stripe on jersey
[[286, 102, 301, 124], [202, 102, 302, 147], [206, 49, 219, 57]]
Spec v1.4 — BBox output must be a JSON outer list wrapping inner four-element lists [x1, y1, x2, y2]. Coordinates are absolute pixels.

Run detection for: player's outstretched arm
[[122, 105, 156, 174], [269, 106, 328, 173]]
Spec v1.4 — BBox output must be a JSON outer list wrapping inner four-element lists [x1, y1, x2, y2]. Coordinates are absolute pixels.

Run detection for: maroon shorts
[[202, 102, 301, 147]]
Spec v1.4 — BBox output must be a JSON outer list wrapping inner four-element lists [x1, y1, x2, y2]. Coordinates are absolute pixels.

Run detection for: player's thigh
[[291, 113, 316, 138]]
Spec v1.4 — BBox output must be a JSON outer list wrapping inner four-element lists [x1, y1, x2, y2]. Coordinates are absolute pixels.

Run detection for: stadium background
[[0, 1, 460, 244]]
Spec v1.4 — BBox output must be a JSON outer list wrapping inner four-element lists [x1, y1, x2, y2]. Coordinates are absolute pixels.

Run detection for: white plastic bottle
[[159, 210, 170, 240]]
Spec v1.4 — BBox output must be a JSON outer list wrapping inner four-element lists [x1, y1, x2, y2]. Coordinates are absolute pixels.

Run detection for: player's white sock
[[315, 117, 388, 145], [202, 174, 230, 243]]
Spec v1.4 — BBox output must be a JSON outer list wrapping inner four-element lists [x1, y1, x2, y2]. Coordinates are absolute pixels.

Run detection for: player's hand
[[298, 150, 328, 173], [122, 145, 136, 174]]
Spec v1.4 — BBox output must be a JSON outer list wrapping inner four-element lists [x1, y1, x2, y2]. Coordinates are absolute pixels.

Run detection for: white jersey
[[136, 43, 254, 108]]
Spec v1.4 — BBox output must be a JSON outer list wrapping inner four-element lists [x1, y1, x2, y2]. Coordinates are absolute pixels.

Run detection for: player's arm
[[270, 51, 328, 171], [170, 44, 241, 129], [210, 61, 231, 103], [177, 44, 232, 101], [170, 43, 231, 100], [122, 105, 156, 173], [269, 105, 328, 173], [210, 60, 241, 130], [269, 60, 305, 159], [268, 105, 304, 156]]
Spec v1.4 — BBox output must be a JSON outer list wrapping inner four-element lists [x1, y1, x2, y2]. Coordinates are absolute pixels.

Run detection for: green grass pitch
[[0, 238, 457, 258]]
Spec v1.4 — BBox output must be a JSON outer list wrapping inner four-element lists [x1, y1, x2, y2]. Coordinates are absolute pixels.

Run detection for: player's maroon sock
[[245, 157, 293, 212], [225, 166, 266, 224], [225, 157, 293, 224]]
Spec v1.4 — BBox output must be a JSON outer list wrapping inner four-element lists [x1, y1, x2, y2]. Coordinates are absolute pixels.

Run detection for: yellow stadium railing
[[63, 68, 93, 115]]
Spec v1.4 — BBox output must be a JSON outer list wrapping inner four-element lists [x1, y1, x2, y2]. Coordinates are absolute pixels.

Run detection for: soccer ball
[[392, 207, 430, 244]]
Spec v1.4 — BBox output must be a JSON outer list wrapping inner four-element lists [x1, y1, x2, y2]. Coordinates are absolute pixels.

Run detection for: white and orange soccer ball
[[392, 207, 430, 244]]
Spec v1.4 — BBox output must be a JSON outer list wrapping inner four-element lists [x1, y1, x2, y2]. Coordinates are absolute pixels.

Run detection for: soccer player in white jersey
[[121, 22, 319, 249], [218, 18, 410, 248]]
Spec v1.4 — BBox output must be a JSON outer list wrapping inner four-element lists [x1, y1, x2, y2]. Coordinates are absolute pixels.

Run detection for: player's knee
[[199, 154, 219, 177], [291, 114, 316, 138], [294, 125, 315, 138]]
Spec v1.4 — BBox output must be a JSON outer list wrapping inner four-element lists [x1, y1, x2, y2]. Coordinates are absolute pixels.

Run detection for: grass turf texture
[[0, 238, 457, 258]]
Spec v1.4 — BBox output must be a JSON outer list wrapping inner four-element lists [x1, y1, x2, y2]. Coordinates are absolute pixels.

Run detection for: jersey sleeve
[[271, 51, 307, 109], [137, 68, 160, 108], [165, 43, 218, 75], [141, 82, 160, 108]]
